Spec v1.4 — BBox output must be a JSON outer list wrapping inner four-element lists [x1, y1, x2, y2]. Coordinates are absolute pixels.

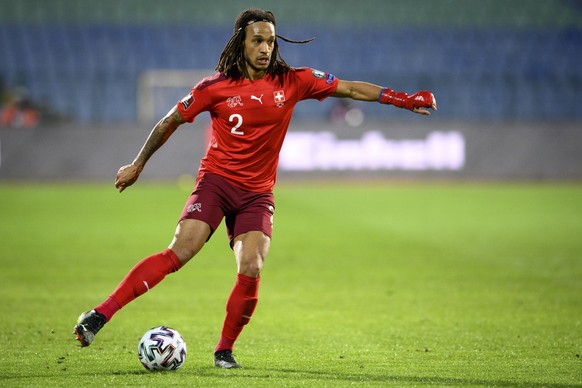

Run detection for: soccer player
[[74, 8, 436, 369]]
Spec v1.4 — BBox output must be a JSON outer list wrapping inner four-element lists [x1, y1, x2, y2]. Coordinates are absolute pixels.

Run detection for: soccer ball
[[138, 326, 187, 371]]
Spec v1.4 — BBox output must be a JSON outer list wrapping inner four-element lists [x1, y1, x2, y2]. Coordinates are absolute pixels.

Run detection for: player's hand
[[115, 163, 142, 193], [410, 91, 437, 115], [379, 88, 437, 115]]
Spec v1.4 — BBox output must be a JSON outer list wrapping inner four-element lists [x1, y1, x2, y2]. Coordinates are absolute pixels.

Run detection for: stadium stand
[[0, 0, 580, 123]]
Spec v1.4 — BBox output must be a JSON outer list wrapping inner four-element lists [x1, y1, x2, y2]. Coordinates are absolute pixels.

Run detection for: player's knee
[[233, 232, 270, 277], [169, 220, 210, 264], [238, 258, 263, 277], [168, 238, 205, 265], [170, 242, 204, 265], [171, 246, 198, 264]]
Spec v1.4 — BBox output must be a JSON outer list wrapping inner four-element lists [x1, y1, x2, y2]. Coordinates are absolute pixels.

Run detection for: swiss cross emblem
[[273, 90, 286, 107]]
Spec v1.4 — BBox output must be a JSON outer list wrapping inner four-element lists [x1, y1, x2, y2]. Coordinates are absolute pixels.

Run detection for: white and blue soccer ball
[[138, 326, 187, 371]]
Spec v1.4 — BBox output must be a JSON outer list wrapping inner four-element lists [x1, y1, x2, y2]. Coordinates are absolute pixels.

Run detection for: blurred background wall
[[1, 0, 581, 181]]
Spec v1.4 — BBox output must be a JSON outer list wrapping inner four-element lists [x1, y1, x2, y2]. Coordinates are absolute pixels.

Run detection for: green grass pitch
[[0, 181, 581, 386]]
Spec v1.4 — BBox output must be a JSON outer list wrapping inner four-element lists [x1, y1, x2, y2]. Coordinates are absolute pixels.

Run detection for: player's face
[[243, 21, 276, 80]]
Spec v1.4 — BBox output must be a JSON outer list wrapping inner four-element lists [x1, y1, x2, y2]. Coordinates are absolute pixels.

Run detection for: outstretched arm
[[115, 106, 185, 192], [332, 80, 437, 115]]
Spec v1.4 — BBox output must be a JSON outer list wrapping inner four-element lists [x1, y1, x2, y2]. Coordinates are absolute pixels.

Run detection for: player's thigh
[[225, 192, 275, 245], [169, 219, 212, 264], [232, 231, 271, 277]]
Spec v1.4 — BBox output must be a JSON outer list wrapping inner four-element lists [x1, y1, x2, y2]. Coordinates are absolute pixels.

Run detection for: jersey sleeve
[[176, 79, 214, 123], [294, 67, 339, 102]]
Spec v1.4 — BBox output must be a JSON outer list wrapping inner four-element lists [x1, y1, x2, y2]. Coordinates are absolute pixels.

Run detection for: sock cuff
[[163, 248, 182, 272], [237, 272, 260, 284], [236, 273, 260, 297]]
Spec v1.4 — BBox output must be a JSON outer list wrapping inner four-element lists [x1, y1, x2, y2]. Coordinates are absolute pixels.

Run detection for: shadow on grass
[[259, 368, 580, 388], [4, 367, 576, 387], [106, 367, 579, 387]]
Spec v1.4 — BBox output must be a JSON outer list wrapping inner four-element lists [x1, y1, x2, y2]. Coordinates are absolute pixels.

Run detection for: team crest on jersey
[[273, 90, 286, 107], [227, 95, 243, 108], [180, 93, 194, 110], [312, 69, 325, 79]]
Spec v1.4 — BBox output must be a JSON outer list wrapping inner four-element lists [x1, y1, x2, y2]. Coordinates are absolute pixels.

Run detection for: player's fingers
[[114, 177, 125, 191], [413, 107, 431, 115]]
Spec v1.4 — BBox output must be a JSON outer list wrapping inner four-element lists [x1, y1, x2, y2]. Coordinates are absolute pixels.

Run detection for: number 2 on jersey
[[229, 114, 244, 135]]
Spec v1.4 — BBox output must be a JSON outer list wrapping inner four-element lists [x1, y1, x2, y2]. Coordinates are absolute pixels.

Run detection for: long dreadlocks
[[216, 8, 313, 80]]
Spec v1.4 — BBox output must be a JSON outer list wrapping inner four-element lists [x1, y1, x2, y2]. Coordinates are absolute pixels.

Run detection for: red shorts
[[179, 173, 275, 245]]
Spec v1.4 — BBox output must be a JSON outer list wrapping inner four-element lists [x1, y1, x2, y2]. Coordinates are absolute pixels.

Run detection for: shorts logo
[[180, 93, 194, 110], [268, 205, 275, 224], [273, 90, 286, 108], [227, 95, 243, 108], [187, 203, 202, 213]]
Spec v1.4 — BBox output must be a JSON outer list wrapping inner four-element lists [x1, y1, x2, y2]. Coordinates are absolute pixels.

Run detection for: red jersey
[[177, 67, 339, 192]]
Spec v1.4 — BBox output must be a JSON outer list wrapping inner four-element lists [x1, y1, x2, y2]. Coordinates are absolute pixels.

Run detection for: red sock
[[215, 273, 260, 353], [94, 248, 182, 321]]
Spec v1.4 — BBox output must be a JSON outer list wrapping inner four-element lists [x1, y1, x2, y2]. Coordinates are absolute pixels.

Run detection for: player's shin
[[95, 248, 182, 321], [215, 273, 260, 352]]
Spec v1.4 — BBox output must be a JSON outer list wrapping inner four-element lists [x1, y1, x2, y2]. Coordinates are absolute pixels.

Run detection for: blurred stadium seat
[[0, 0, 580, 123]]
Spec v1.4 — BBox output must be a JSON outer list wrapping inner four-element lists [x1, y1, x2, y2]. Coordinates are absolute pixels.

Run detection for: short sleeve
[[176, 82, 213, 123], [295, 68, 339, 102]]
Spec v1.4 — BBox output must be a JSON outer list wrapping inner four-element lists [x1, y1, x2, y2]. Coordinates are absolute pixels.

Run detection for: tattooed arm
[[115, 106, 185, 192]]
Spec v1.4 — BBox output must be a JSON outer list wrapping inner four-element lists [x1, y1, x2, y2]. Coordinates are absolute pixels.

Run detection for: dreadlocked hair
[[216, 8, 313, 79]]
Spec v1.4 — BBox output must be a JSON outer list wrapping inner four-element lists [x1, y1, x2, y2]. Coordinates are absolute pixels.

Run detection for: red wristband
[[378, 88, 435, 111], [378, 88, 409, 109]]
